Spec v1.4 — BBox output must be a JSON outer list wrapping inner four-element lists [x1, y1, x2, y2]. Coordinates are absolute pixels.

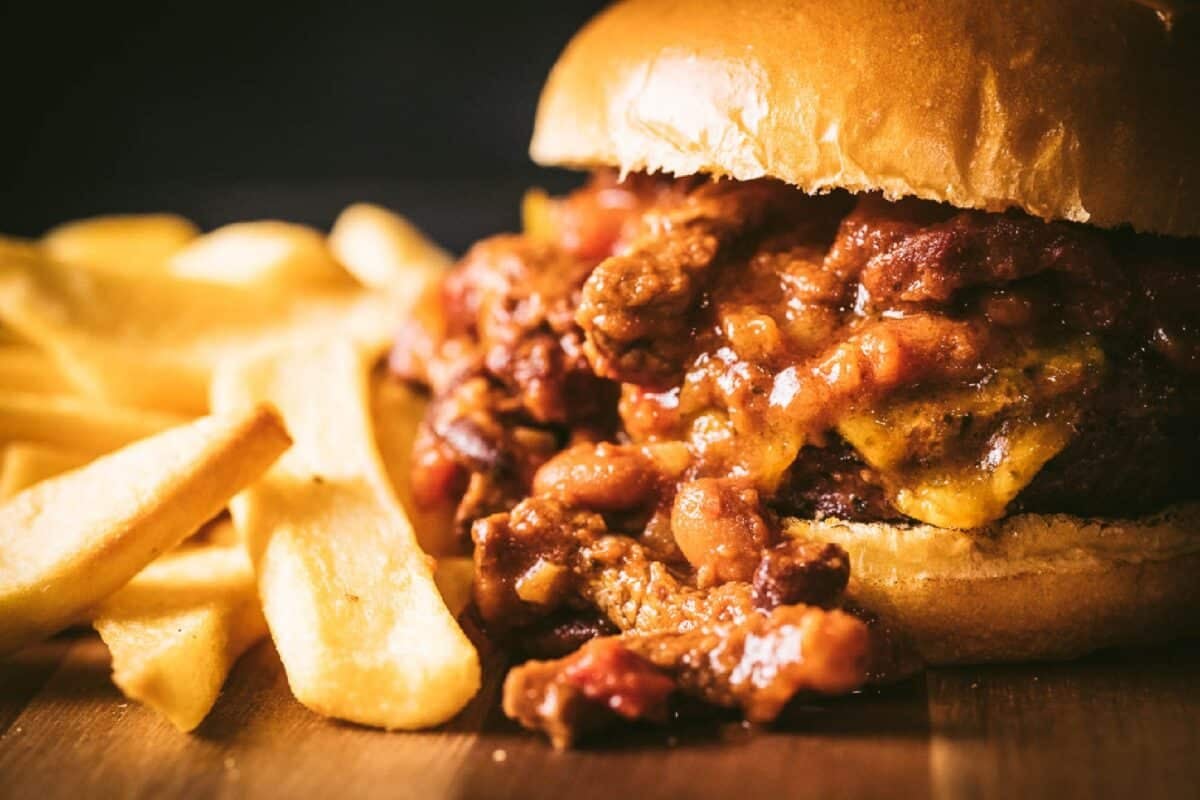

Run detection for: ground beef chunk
[[409, 376, 563, 539], [625, 603, 870, 718], [854, 207, 1123, 312], [471, 498, 605, 633], [437, 235, 618, 426], [576, 179, 790, 389], [502, 638, 675, 749], [472, 498, 768, 636], [820, 193, 951, 283], [504, 604, 870, 747], [454, 237, 600, 424]]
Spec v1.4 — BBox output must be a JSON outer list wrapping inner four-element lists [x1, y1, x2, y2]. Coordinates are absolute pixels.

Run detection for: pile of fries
[[0, 206, 480, 731]]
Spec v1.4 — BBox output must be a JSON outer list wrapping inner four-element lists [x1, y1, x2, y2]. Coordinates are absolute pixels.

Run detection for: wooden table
[[1, 633, 1197, 799]]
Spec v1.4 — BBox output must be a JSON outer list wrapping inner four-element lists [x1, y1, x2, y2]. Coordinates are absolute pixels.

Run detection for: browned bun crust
[[531, 0, 1200, 237], [784, 506, 1200, 664]]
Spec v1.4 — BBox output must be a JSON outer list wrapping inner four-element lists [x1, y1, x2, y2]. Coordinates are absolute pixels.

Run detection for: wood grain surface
[[1, 633, 1197, 799]]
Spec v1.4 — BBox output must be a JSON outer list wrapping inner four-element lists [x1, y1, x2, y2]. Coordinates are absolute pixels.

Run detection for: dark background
[[0, 1, 609, 252]]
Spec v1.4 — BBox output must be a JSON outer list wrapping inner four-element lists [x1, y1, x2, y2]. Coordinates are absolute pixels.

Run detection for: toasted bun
[[784, 505, 1200, 664], [531, 0, 1200, 237]]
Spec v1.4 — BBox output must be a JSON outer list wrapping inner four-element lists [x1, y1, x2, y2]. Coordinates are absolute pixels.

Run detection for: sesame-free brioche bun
[[784, 505, 1200, 665], [531, 0, 1200, 237]]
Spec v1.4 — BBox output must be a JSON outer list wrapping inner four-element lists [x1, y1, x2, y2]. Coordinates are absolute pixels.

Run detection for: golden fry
[[0, 253, 397, 414], [212, 342, 479, 729], [329, 203, 451, 292], [169, 221, 351, 288], [0, 405, 289, 655], [0, 391, 186, 454], [42, 214, 199, 276], [94, 544, 267, 731]]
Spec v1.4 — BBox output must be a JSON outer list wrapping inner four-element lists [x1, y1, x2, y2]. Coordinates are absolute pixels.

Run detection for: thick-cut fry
[[93, 544, 268, 731], [169, 221, 350, 288], [328, 203, 452, 291], [42, 214, 199, 276], [0, 391, 186, 453], [433, 557, 475, 619], [0, 442, 92, 499], [0, 405, 290, 655], [371, 370, 457, 556], [0, 346, 71, 393], [212, 342, 479, 729], [0, 253, 397, 414]]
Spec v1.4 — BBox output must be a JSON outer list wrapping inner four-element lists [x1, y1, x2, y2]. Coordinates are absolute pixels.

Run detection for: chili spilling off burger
[[390, 0, 1200, 746]]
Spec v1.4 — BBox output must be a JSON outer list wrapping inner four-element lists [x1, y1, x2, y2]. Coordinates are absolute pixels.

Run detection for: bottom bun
[[783, 505, 1200, 665]]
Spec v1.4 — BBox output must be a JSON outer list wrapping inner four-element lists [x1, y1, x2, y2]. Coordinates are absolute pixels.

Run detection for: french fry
[[0, 345, 72, 393], [0, 405, 290, 655], [212, 342, 480, 729], [328, 203, 452, 292], [0, 391, 187, 454], [0, 442, 92, 499], [433, 557, 475, 619], [169, 221, 351, 288], [371, 370, 457, 556], [0, 253, 397, 414], [42, 214, 199, 276], [93, 544, 268, 731]]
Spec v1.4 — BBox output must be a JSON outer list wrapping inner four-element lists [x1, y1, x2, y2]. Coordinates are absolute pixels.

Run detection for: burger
[[389, 0, 1200, 746]]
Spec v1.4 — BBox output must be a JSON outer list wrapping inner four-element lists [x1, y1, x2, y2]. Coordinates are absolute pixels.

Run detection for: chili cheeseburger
[[390, 0, 1200, 745]]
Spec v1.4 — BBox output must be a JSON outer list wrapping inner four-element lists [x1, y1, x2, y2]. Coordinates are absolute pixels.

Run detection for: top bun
[[531, 0, 1200, 237]]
